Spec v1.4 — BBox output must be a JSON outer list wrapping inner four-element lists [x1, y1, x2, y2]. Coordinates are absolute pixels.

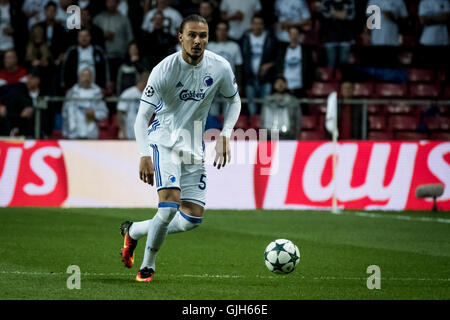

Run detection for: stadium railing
[[33, 96, 450, 140]]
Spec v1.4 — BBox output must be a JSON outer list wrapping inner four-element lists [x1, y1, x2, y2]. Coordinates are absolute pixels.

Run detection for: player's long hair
[[179, 14, 208, 33]]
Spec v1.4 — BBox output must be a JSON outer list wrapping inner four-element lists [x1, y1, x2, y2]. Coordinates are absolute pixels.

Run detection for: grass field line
[[1, 270, 449, 282], [349, 211, 450, 224]]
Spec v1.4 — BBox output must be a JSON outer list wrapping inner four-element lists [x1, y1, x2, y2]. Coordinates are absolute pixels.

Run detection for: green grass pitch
[[0, 207, 449, 300]]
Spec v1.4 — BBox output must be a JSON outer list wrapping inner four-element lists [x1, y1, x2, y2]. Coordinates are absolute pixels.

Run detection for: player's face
[[179, 21, 209, 63]]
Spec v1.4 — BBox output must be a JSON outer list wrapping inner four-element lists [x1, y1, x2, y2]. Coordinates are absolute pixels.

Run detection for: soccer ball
[[264, 239, 300, 274]]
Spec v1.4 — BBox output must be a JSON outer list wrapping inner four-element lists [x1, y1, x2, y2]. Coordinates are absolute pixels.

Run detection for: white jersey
[[206, 41, 243, 72], [117, 86, 142, 140], [139, 50, 238, 160], [419, 0, 450, 46], [367, 0, 408, 46]]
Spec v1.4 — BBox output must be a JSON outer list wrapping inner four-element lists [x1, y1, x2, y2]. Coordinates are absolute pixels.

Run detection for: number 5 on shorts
[[198, 174, 207, 190]]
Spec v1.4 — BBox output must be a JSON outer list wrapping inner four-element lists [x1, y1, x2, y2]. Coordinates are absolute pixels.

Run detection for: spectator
[[141, 0, 183, 37], [117, 71, 149, 139], [69, 8, 105, 48], [207, 21, 243, 82], [22, 0, 51, 30], [367, 0, 408, 46], [419, 0, 449, 46], [241, 14, 278, 115], [140, 10, 177, 68], [55, 0, 73, 27], [274, 0, 311, 45], [36, 1, 69, 66], [125, 0, 146, 42], [84, 0, 106, 18], [116, 41, 150, 95], [0, 70, 42, 137], [220, 0, 262, 41], [62, 67, 108, 139], [207, 21, 243, 116], [418, 0, 450, 68], [321, 0, 356, 68], [93, 0, 134, 81], [24, 24, 54, 94], [61, 29, 110, 92], [0, 49, 28, 86], [198, 0, 220, 42], [24, 25, 53, 70], [261, 76, 300, 140], [1, 0, 27, 61], [275, 26, 315, 99], [0, 0, 15, 54]]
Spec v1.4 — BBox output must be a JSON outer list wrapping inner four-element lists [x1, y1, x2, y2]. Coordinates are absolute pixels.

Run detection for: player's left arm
[[214, 63, 241, 170]]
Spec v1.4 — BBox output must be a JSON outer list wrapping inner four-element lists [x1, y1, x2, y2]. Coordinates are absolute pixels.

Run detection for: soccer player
[[120, 14, 241, 282]]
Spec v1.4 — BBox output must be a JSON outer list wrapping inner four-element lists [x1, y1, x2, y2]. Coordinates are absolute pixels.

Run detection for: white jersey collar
[[178, 50, 205, 69]]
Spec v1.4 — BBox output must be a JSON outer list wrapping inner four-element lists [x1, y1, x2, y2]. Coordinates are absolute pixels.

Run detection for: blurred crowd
[[0, 0, 449, 140]]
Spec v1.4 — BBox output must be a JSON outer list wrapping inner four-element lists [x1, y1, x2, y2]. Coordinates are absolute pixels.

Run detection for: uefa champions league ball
[[264, 239, 300, 274]]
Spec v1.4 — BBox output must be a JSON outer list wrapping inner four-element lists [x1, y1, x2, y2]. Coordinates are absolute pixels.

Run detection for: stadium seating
[[249, 114, 261, 130], [407, 69, 434, 83], [367, 104, 385, 114], [423, 117, 441, 131], [409, 84, 440, 99], [316, 67, 334, 82], [368, 131, 392, 140], [375, 83, 408, 98], [300, 130, 326, 140], [301, 115, 317, 130], [389, 115, 419, 131], [369, 115, 387, 131], [316, 67, 342, 82], [234, 115, 249, 130], [386, 103, 415, 115], [430, 132, 450, 140], [352, 82, 374, 98], [394, 131, 427, 140], [309, 82, 340, 98]]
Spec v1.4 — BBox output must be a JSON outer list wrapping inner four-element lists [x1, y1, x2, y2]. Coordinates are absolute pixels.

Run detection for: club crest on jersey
[[203, 76, 213, 87], [179, 90, 206, 101], [145, 85, 155, 97], [168, 175, 176, 183]]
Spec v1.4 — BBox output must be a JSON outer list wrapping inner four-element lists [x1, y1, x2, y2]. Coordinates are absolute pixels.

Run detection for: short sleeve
[[219, 62, 238, 98], [140, 67, 163, 112]]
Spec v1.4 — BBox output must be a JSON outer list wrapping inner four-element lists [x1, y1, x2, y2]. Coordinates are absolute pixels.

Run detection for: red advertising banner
[[254, 141, 450, 210], [0, 140, 68, 207], [0, 140, 448, 210]]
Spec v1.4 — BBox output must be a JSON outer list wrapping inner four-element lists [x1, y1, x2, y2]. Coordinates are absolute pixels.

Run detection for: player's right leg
[[135, 144, 182, 281], [137, 189, 180, 282]]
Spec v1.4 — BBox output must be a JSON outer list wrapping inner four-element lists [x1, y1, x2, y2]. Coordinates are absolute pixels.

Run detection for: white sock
[[129, 220, 150, 240], [168, 210, 202, 234], [130, 211, 203, 239], [140, 202, 179, 271]]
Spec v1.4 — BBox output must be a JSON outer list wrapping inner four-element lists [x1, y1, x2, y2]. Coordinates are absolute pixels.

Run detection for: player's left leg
[[128, 163, 207, 238], [137, 188, 180, 282], [168, 200, 204, 234], [167, 161, 207, 233], [126, 203, 203, 240]]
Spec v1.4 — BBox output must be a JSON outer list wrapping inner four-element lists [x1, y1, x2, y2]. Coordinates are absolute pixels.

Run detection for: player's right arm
[[134, 68, 163, 185]]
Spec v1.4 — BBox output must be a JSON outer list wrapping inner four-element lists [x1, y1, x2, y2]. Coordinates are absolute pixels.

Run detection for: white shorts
[[150, 144, 207, 207]]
